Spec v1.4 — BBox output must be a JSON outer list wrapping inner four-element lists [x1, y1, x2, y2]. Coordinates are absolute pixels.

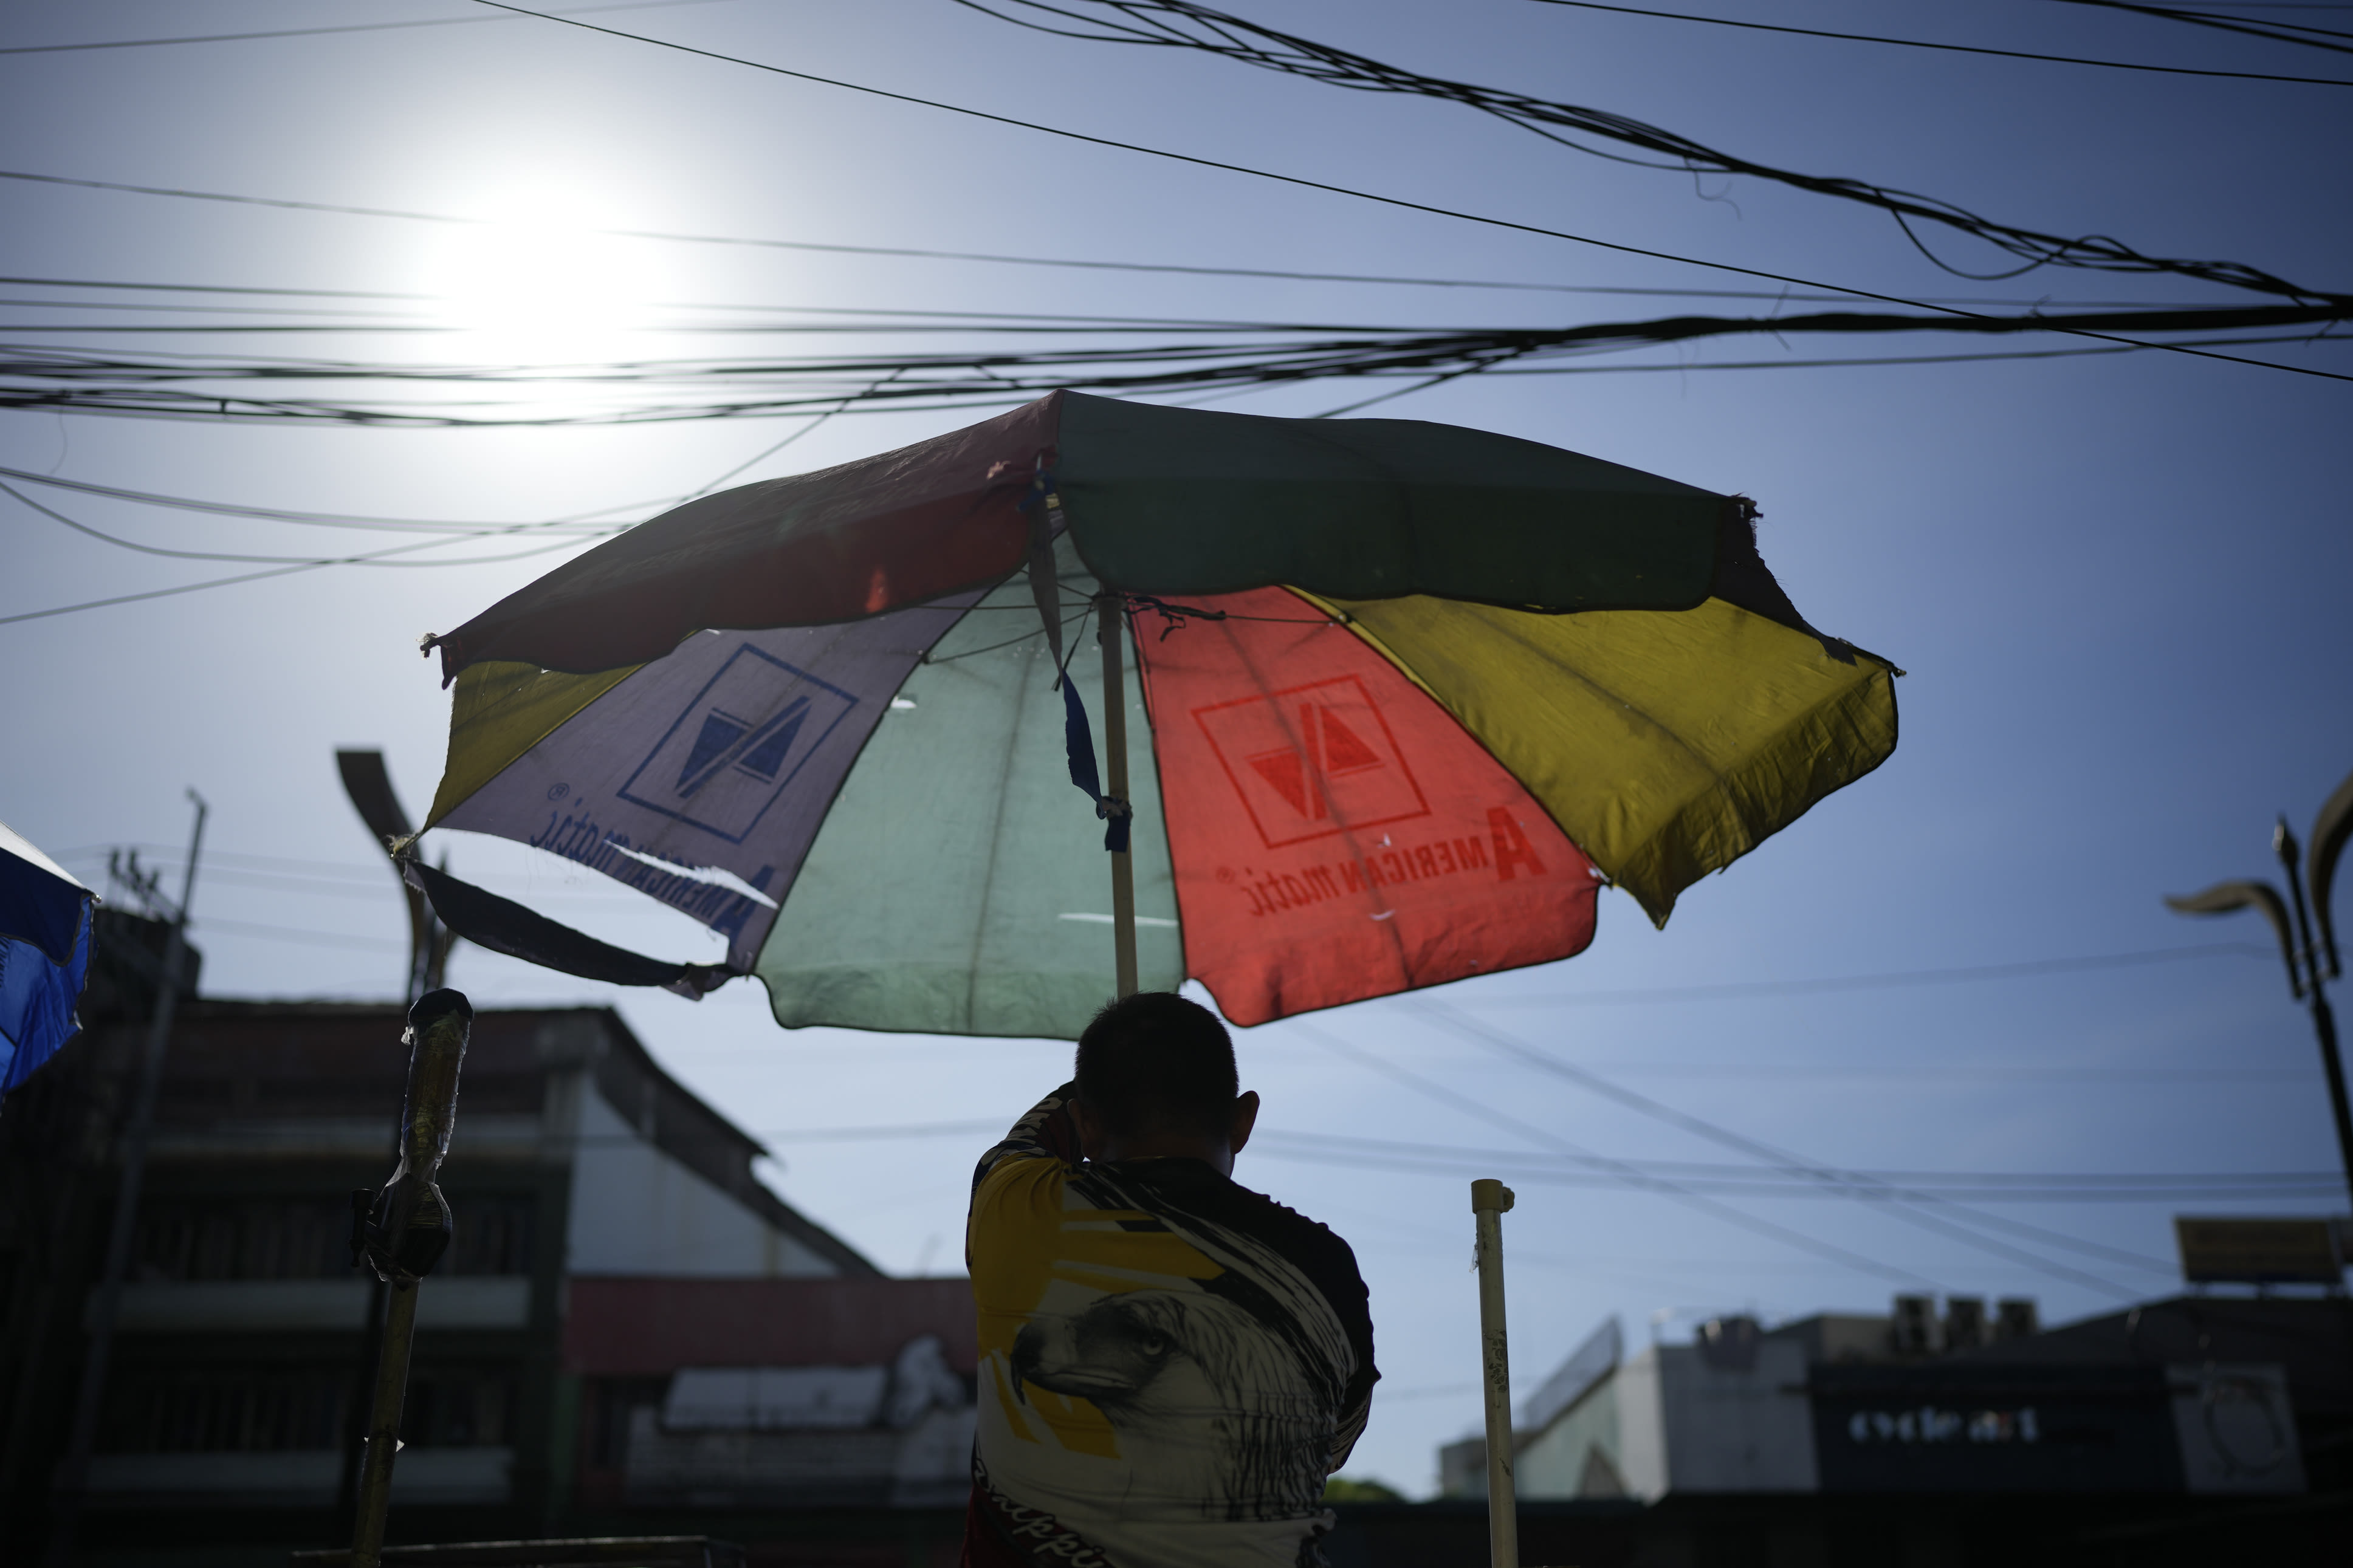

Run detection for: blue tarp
[[0, 821, 96, 1095]]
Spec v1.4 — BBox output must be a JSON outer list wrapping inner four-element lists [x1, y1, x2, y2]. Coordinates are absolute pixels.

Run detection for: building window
[[100, 1368, 521, 1452], [444, 1197, 535, 1276], [134, 1196, 535, 1279], [586, 1377, 669, 1470], [101, 1370, 346, 1453], [402, 1371, 520, 1448], [136, 1200, 346, 1281]]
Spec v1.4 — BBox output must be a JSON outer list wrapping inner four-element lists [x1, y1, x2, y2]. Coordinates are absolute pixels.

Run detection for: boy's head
[[1073, 991, 1239, 1144]]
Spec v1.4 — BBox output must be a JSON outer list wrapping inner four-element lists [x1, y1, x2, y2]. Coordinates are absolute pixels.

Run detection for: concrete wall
[[1615, 1349, 1670, 1502], [1443, 1341, 1816, 1504], [564, 1080, 839, 1278], [1655, 1338, 1818, 1494], [1515, 1370, 1626, 1500]]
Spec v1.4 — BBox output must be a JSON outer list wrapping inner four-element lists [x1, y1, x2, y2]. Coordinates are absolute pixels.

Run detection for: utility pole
[[2168, 767, 2353, 1210], [44, 790, 207, 1568]]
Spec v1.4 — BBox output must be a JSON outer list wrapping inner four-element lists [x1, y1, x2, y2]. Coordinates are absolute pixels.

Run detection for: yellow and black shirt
[[963, 1084, 1376, 1568]]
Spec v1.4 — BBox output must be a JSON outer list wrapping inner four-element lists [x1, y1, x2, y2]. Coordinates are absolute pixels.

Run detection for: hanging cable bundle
[[953, 0, 2348, 303]]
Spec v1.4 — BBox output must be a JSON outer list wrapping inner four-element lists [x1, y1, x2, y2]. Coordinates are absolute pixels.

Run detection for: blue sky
[[4, 1, 2349, 1493]]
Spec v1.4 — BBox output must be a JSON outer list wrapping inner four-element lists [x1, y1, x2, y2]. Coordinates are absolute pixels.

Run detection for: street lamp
[[2166, 767, 2353, 1208]]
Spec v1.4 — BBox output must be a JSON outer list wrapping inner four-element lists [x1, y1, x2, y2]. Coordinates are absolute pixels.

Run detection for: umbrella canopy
[[1, 819, 97, 1094], [413, 391, 1897, 1038]]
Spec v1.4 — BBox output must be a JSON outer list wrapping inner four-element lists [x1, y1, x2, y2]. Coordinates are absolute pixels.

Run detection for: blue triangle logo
[[679, 711, 749, 792], [736, 697, 810, 781]]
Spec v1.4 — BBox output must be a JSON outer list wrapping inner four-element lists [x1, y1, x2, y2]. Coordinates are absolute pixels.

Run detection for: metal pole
[[349, 1280, 419, 1568], [2278, 821, 2353, 1210], [1098, 593, 1138, 1000], [45, 791, 206, 1568], [1471, 1178, 1517, 1568], [2310, 988, 2352, 1214]]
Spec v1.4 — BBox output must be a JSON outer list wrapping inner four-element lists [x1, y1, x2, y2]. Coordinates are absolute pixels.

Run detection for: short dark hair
[[1074, 992, 1237, 1140]]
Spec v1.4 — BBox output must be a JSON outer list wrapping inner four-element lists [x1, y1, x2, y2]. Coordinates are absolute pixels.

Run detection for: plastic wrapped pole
[[1472, 1179, 1517, 1568], [348, 988, 471, 1568]]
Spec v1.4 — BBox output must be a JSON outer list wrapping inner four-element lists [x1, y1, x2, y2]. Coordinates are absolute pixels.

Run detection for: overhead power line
[[0, 272, 2259, 315], [0, 0, 734, 56], [12, 323, 2343, 440], [1, 351, 888, 628], [0, 171, 1852, 301], [6, 301, 2342, 427], [0, 270, 2251, 313], [1463, 940, 2278, 1005], [0, 496, 606, 628], [1256, 1132, 2343, 1203], [1529, 0, 2353, 85], [1291, 1022, 1959, 1289], [0, 479, 619, 568], [456, 2, 2351, 384], [952, 0, 2342, 304], [1414, 999, 2188, 1284], [0, 464, 627, 535], [1404, 1001, 2165, 1295], [2054, 0, 2353, 51], [0, 174, 2208, 313]]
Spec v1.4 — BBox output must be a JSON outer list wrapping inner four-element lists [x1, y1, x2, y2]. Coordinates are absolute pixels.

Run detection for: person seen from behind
[[962, 991, 1377, 1568]]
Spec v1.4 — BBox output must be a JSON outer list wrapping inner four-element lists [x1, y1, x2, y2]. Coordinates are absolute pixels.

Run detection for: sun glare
[[420, 184, 662, 372]]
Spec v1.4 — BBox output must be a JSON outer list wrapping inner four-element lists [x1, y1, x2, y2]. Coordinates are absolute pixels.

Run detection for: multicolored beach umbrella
[[408, 392, 1897, 1038]]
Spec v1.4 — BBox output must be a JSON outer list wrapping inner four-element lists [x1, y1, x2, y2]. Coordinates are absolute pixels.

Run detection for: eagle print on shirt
[[965, 1086, 1375, 1568]]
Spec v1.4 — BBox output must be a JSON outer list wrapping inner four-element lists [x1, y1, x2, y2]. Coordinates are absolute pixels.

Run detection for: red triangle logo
[[1316, 707, 1382, 773], [1248, 750, 1319, 818]]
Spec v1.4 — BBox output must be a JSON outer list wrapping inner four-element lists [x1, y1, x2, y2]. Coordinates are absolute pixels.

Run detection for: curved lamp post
[[2166, 767, 2353, 1209]]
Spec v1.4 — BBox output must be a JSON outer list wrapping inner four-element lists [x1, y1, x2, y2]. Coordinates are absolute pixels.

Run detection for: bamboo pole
[[348, 1279, 419, 1568], [348, 989, 471, 1566], [1099, 593, 1138, 999], [1472, 1179, 1518, 1568]]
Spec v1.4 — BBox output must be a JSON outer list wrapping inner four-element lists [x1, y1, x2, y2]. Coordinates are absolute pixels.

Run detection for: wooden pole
[[1472, 1179, 1518, 1568], [1098, 593, 1138, 999], [348, 1278, 419, 1568]]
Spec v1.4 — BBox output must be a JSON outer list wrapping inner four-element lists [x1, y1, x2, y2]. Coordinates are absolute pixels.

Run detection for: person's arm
[[970, 1080, 1084, 1195], [1326, 1245, 1379, 1475]]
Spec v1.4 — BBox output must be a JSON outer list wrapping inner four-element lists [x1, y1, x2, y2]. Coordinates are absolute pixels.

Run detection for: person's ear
[[1228, 1090, 1261, 1157]]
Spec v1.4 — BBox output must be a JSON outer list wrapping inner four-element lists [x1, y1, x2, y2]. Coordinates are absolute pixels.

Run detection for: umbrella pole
[[1097, 593, 1139, 999]]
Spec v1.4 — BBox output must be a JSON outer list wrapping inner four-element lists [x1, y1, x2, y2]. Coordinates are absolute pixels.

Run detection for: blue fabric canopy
[[0, 821, 96, 1095]]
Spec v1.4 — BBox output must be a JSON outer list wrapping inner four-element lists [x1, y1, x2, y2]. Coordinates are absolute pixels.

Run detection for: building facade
[[1442, 1291, 2337, 1505], [0, 928, 981, 1564]]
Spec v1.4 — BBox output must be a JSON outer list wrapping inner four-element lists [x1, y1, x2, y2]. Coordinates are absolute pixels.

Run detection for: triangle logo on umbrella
[[1196, 677, 1432, 849], [1245, 705, 1384, 820], [618, 644, 862, 844], [677, 697, 813, 797]]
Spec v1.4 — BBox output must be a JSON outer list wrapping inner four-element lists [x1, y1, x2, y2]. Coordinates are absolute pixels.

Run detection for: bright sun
[[421, 184, 662, 372]]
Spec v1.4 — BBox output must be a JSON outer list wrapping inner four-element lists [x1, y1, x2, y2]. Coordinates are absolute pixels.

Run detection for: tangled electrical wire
[[4, 297, 2342, 426], [953, 0, 2349, 304]]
